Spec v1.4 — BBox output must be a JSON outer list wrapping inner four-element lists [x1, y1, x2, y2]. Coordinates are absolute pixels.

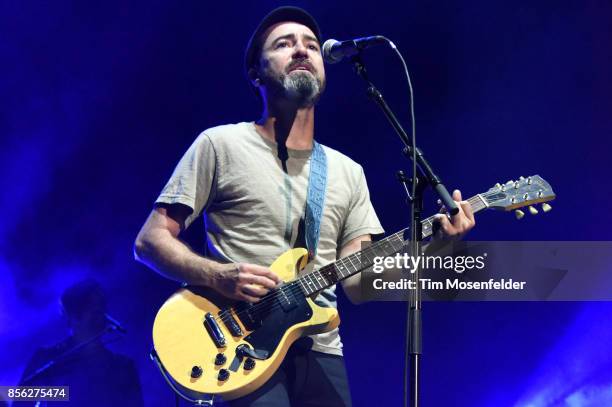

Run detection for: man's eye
[[308, 44, 319, 51], [276, 42, 289, 49]]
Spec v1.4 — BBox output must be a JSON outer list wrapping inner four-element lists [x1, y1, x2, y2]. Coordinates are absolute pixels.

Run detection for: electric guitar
[[151, 175, 555, 401]]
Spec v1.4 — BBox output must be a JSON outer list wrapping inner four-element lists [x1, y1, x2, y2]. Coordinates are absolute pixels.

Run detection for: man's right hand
[[211, 263, 281, 303], [134, 206, 281, 303]]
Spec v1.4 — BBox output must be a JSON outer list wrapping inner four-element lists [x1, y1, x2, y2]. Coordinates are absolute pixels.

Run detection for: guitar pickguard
[[240, 289, 313, 358]]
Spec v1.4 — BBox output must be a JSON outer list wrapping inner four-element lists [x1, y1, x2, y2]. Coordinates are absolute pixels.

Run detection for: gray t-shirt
[[156, 121, 384, 355]]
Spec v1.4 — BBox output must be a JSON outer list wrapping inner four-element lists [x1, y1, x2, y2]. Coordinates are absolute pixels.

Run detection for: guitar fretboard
[[296, 194, 489, 296]]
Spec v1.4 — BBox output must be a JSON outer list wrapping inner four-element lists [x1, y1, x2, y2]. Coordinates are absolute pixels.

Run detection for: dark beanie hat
[[244, 6, 322, 96]]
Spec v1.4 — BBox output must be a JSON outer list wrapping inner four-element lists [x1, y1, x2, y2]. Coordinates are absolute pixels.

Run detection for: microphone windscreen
[[322, 39, 341, 64]]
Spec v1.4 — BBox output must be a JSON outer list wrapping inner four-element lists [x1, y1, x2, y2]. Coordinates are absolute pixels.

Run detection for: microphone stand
[[350, 54, 458, 407]]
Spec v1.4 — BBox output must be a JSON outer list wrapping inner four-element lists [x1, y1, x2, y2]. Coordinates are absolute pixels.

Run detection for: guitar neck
[[297, 194, 489, 296]]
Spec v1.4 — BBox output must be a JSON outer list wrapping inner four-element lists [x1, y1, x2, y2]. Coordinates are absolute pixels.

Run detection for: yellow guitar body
[[152, 248, 340, 401]]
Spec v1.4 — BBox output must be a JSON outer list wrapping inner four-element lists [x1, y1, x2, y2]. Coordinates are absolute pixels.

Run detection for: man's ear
[[248, 67, 261, 87]]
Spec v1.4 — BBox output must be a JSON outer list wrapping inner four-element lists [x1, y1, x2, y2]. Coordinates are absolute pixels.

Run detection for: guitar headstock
[[481, 175, 555, 218]]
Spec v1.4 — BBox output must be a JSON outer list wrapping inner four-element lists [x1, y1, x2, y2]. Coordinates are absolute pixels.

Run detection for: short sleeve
[[155, 132, 217, 228], [339, 166, 385, 248]]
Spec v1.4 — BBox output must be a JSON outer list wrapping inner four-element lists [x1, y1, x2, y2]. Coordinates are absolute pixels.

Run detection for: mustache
[[286, 59, 316, 73]]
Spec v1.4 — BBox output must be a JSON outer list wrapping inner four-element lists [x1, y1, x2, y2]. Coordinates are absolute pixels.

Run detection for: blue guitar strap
[[304, 141, 328, 261]]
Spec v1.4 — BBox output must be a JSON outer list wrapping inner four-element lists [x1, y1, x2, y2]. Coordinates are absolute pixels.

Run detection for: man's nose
[[292, 41, 309, 58]]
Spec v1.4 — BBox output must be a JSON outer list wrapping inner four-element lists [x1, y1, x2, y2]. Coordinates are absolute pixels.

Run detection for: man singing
[[134, 6, 474, 406]]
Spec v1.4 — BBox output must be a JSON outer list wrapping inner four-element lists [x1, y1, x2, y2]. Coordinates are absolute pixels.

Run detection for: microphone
[[322, 36, 388, 64], [105, 313, 127, 334]]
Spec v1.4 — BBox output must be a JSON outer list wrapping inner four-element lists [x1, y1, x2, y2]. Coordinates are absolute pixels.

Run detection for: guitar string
[[215, 230, 408, 325], [214, 227, 411, 326], [215, 194, 489, 325], [215, 217, 427, 324], [214, 194, 489, 325], [213, 194, 488, 326], [214, 181, 549, 325]]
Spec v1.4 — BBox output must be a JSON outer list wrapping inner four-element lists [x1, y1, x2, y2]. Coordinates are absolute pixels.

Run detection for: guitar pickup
[[278, 287, 297, 312], [204, 312, 226, 348], [219, 309, 243, 337]]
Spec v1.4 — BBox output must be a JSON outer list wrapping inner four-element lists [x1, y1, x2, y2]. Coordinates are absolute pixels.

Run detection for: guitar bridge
[[219, 309, 243, 337]]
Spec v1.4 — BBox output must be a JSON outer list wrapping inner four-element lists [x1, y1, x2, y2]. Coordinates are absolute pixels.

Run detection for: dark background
[[1, 1, 611, 406]]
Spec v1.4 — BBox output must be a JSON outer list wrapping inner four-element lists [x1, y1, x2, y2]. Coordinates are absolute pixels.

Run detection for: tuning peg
[[519, 176, 525, 180], [541, 203, 552, 213], [528, 206, 539, 215], [515, 210, 525, 220], [494, 183, 501, 188]]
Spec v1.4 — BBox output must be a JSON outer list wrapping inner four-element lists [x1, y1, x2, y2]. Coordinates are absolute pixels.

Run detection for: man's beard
[[282, 71, 322, 107], [261, 67, 324, 108]]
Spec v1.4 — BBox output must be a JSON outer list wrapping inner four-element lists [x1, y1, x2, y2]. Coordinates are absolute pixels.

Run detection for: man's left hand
[[432, 189, 475, 240]]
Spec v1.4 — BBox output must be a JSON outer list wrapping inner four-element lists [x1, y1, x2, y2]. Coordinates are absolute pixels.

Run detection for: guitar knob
[[191, 365, 203, 379], [529, 206, 539, 215], [515, 210, 525, 220], [244, 358, 256, 371], [541, 203, 552, 213], [215, 353, 227, 366], [218, 369, 230, 381]]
